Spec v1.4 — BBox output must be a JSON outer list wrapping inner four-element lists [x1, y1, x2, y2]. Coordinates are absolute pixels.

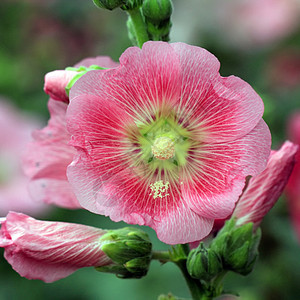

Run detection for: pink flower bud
[[44, 70, 77, 103], [233, 141, 298, 228], [0, 212, 112, 282]]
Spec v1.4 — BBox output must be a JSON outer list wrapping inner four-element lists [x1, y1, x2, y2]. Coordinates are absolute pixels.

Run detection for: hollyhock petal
[[23, 99, 80, 209], [70, 42, 182, 115], [0, 212, 111, 283], [170, 43, 264, 143], [68, 162, 213, 244], [234, 141, 298, 228], [74, 56, 119, 69], [184, 119, 271, 219], [153, 204, 214, 244]]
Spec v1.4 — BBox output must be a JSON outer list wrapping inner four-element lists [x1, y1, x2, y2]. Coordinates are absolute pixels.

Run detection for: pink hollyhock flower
[[233, 141, 298, 229], [44, 56, 119, 103], [23, 56, 119, 209], [286, 112, 300, 241], [0, 212, 112, 283], [216, 0, 300, 48], [67, 41, 271, 244], [0, 100, 49, 216]]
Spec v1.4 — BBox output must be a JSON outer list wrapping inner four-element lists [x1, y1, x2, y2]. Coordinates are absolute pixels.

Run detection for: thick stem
[[176, 260, 206, 300], [127, 8, 149, 48]]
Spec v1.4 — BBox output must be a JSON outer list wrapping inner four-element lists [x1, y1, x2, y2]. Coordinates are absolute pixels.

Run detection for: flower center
[[151, 136, 175, 160]]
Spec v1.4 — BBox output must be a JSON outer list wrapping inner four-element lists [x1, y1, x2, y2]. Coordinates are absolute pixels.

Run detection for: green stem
[[127, 8, 149, 47], [152, 251, 171, 263], [212, 270, 227, 290], [176, 260, 206, 300]]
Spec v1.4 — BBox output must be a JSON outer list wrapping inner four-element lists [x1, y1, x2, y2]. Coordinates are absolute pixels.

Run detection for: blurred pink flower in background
[[267, 49, 300, 89], [286, 112, 300, 241], [0, 100, 49, 216], [0, 212, 112, 282], [67, 41, 271, 244], [23, 56, 119, 209], [216, 0, 300, 48]]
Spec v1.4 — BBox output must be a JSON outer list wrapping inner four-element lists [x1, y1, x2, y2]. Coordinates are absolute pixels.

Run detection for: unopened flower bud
[[0, 212, 113, 283], [187, 242, 222, 281], [142, 0, 172, 41], [142, 0, 172, 23], [97, 227, 152, 278], [211, 219, 261, 275]]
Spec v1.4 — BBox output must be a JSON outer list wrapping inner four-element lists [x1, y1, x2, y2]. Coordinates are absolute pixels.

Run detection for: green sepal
[[210, 219, 261, 276], [124, 256, 151, 277], [92, 0, 124, 10], [95, 264, 132, 278], [168, 244, 189, 263], [65, 65, 107, 97], [121, 0, 143, 10]]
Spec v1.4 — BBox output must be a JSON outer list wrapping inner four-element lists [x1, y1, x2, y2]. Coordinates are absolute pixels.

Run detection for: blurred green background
[[0, 0, 300, 299]]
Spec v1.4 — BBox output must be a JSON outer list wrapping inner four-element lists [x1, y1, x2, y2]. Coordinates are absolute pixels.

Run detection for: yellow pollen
[[151, 136, 175, 160], [149, 180, 170, 199]]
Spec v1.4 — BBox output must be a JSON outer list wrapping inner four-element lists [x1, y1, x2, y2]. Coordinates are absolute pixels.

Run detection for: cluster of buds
[[187, 219, 260, 285], [93, 0, 172, 42], [187, 140, 298, 284]]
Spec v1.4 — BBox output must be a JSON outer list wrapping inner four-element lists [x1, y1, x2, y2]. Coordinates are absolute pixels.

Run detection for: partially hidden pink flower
[[67, 41, 271, 244], [233, 141, 298, 229], [23, 99, 80, 209], [44, 56, 119, 103], [286, 112, 300, 241], [0, 100, 49, 216], [0, 212, 112, 283], [23, 56, 119, 209]]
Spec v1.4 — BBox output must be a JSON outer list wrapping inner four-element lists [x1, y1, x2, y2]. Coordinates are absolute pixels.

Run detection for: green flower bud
[[211, 219, 261, 275], [187, 242, 223, 281], [97, 227, 152, 278], [142, 0, 173, 23], [93, 0, 124, 10], [142, 0, 172, 41]]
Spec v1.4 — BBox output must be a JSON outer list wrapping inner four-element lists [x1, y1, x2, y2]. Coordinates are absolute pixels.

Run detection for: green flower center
[[133, 113, 191, 172]]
